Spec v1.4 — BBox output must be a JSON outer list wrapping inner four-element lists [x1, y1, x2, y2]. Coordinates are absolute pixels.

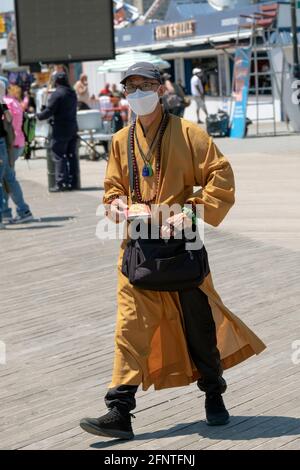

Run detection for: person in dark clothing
[[37, 73, 78, 191]]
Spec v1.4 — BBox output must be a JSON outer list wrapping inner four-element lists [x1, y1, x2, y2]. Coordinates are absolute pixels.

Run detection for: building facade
[[112, 0, 299, 123]]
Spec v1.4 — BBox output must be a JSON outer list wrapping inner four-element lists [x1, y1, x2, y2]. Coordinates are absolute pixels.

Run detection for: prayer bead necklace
[[134, 115, 163, 177], [129, 112, 169, 204]]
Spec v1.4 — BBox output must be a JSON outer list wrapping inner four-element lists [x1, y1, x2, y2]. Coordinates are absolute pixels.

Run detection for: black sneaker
[[80, 407, 135, 440], [49, 183, 71, 193], [205, 393, 230, 426], [49, 186, 65, 193]]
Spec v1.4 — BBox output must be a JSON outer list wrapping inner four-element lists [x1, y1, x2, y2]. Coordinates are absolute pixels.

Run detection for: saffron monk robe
[[80, 62, 266, 440]]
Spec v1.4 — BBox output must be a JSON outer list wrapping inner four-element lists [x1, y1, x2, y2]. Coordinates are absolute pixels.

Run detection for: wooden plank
[[1, 139, 300, 449]]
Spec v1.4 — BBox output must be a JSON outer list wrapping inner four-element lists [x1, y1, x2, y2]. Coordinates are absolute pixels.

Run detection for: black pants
[[52, 136, 78, 188], [105, 288, 226, 412]]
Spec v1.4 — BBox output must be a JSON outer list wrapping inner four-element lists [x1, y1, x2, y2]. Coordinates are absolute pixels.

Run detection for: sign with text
[[155, 20, 196, 41]]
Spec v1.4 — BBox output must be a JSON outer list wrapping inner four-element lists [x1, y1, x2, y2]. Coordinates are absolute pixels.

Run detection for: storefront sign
[[155, 20, 196, 41], [230, 47, 252, 139]]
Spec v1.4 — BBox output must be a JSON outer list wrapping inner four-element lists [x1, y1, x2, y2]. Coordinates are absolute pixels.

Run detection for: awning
[[98, 50, 170, 73]]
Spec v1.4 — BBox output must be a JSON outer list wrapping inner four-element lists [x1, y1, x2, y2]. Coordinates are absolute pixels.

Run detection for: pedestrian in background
[[4, 85, 26, 164], [0, 80, 33, 226], [98, 83, 112, 97], [162, 73, 186, 117], [74, 74, 91, 110], [191, 67, 208, 124], [111, 84, 122, 99], [37, 72, 78, 192]]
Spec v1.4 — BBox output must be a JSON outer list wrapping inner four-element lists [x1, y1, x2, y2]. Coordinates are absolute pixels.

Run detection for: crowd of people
[[73, 71, 196, 124]]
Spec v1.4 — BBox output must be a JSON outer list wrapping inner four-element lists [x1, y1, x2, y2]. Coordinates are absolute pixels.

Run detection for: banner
[[230, 47, 252, 138], [0, 15, 5, 34], [0, 12, 14, 38]]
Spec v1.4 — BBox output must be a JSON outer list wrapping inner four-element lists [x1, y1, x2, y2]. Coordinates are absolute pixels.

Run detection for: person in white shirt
[[190, 68, 208, 124]]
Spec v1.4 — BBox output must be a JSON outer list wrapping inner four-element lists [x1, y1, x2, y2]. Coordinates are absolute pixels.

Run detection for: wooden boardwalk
[[1, 136, 300, 450]]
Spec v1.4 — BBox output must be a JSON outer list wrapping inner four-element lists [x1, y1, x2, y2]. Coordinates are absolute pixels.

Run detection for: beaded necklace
[[129, 112, 169, 204], [134, 115, 163, 177]]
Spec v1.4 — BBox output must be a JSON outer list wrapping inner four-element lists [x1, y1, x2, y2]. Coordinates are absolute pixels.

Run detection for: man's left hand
[[161, 213, 192, 238]]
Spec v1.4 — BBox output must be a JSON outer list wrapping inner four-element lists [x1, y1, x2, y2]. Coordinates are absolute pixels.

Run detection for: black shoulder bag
[[121, 121, 210, 292]]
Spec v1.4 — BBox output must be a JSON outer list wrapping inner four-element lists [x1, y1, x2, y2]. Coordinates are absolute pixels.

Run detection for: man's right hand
[[105, 198, 129, 223]]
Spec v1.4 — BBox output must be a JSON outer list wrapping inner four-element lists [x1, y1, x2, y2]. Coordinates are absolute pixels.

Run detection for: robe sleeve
[[103, 136, 129, 205], [186, 130, 235, 227]]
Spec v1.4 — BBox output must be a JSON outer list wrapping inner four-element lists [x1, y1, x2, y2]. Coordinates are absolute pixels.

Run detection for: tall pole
[[291, 0, 300, 78]]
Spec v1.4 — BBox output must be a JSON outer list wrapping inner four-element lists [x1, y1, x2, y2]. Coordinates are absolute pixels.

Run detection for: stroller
[[206, 110, 230, 138], [206, 110, 252, 138]]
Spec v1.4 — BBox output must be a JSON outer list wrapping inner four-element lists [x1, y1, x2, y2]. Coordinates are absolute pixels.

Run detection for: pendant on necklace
[[142, 163, 153, 177]]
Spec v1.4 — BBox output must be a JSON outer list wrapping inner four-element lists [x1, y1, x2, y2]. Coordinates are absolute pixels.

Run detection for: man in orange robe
[[80, 63, 266, 440]]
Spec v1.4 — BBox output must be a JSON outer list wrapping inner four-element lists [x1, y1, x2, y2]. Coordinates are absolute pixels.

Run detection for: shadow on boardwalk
[[90, 416, 300, 449], [1, 176, 300, 450]]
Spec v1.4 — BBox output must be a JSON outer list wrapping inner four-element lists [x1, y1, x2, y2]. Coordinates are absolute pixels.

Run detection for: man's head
[[54, 72, 70, 87], [162, 73, 172, 82], [8, 84, 22, 101], [193, 67, 202, 76], [120, 62, 165, 116]]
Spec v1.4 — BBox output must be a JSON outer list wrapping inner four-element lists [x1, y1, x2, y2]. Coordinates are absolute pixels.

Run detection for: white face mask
[[127, 89, 159, 116]]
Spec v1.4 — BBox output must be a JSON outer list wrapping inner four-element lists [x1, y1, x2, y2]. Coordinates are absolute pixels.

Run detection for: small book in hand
[[127, 203, 151, 221]]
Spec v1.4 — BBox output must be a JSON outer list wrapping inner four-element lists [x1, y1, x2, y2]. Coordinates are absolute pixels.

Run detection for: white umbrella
[[97, 50, 170, 73]]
